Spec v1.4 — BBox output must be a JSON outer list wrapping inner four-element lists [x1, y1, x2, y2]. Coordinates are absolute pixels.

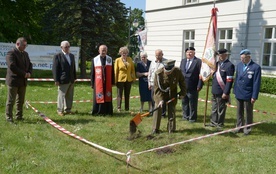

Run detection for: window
[[183, 30, 195, 58], [218, 29, 233, 59], [262, 27, 276, 66], [185, 0, 198, 4], [183, 30, 195, 49]]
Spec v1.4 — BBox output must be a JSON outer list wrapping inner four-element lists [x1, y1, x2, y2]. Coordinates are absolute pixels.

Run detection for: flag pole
[[203, 80, 210, 126], [202, 2, 218, 126], [202, 11, 214, 127]]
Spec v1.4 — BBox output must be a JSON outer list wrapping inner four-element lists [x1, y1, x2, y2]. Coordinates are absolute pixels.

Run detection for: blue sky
[[120, 0, 145, 11]]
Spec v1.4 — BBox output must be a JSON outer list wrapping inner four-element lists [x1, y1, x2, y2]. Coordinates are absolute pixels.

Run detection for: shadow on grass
[[254, 122, 276, 136]]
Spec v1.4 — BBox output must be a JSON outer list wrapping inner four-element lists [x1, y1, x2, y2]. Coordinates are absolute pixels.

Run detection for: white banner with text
[[0, 42, 80, 70]]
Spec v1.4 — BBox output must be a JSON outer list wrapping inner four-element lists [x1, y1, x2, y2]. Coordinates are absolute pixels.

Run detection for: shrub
[[260, 76, 276, 95]]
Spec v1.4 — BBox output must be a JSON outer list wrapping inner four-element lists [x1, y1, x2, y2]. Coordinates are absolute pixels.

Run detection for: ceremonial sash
[[216, 63, 234, 90], [94, 55, 112, 103], [216, 64, 225, 90]]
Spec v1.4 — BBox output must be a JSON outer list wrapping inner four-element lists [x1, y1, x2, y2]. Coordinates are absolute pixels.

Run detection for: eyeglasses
[[64, 46, 70, 48]]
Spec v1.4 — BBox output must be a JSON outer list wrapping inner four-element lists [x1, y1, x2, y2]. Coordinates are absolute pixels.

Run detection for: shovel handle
[[140, 107, 159, 117], [166, 97, 175, 104], [140, 97, 176, 118]]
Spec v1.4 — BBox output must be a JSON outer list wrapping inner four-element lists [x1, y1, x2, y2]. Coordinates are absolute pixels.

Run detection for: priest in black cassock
[[90, 45, 115, 115]]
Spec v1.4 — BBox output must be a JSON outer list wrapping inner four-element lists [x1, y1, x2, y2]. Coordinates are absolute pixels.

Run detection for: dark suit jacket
[[5, 47, 33, 87], [234, 60, 261, 100], [52, 52, 77, 84], [180, 57, 203, 91], [212, 59, 235, 95]]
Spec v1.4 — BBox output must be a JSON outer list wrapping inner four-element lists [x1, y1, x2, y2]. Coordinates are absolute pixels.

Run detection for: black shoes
[[16, 117, 24, 121], [231, 129, 243, 134], [7, 118, 14, 123]]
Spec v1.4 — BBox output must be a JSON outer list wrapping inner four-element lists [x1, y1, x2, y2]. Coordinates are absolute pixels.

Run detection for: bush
[[260, 76, 276, 95]]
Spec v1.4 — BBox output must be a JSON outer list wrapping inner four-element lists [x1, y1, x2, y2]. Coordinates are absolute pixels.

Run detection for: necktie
[[186, 59, 190, 72], [243, 64, 247, 72], [66, 54, 71, 65], [21, 52, 26, 66]]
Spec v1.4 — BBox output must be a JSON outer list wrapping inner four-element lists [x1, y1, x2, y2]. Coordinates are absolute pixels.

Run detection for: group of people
[[209, 48, 261, 136], [5, 37, 261, 136]]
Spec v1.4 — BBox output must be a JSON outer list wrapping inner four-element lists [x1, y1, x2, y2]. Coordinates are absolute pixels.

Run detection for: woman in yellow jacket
[[114, 46, 136, 112]]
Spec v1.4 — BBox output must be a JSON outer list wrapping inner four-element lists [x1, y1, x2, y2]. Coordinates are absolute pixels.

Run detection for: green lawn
[[0, 69, 275, 174]]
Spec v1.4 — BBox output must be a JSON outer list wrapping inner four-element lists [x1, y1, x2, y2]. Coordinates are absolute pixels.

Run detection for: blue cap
[[240, 49, 251, 55]]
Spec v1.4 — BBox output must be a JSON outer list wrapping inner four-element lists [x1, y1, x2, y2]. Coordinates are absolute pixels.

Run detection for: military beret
[[217, 48, 228, 54], [240, 49, 251, 55], [185, 47, 195, 52], [163, 59, 176, 71]]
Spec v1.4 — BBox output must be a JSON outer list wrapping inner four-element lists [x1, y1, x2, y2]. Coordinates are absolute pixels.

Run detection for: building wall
[[145, 0, 276, 75]]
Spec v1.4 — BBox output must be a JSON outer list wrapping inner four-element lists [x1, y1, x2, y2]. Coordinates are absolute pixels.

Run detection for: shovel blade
[[129, 120, 137, 135], [131, 113, 142, 126]]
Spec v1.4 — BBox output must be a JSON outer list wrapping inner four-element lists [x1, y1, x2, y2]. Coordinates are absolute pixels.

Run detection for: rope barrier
[[133, 120, 267, 156], [0, 78, 140, 82], [0, 78, 91, 82], [13, 78, 274, 166], [198, 98, 276, 116], [27, 96, 276, 116], [25, 101, 130, 160], [27, 96, 140, 104], [25, 97, 275, 166]]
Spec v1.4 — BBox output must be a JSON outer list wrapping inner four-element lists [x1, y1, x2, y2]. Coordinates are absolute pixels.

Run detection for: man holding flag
[[209, 49, 235, 128]]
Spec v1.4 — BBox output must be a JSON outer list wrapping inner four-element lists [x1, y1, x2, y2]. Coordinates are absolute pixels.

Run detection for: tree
[[128, 8, 145, 59], [0, 0, 145, 78], [40, 0, 129, 78], [0, 0, 43, 43]]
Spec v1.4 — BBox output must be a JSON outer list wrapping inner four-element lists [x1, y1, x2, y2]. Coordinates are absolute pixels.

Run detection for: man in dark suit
[[210, 49, 235, 128], [180, 47, 203, 122], [5, 37, 33, 123], [52, 41, 77, 116], [233, 49, 261, 135]]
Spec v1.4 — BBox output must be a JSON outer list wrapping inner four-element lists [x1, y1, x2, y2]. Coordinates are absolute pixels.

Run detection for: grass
[[0, 69, 276, 174]]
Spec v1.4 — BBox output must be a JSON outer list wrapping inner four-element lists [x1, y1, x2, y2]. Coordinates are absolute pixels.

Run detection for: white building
[[145, 0, 276, 75]]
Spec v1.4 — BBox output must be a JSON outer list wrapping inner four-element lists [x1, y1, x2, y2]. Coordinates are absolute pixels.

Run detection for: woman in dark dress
[[136, 52, 152, 112]]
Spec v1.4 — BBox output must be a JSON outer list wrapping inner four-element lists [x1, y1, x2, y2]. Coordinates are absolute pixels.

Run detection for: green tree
[[128, 8, 145, 59], [0, 0, 43, 43], [0, 0, 145, 78], [40, 0, 129, 78]]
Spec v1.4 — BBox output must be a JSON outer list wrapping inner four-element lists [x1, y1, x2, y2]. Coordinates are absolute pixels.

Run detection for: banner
[[0, 42, 80, 71], [200, 7, 218, 82], [137, 29, 147, 51]]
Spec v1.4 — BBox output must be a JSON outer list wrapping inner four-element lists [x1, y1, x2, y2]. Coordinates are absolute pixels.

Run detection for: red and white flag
[[200, 7, 218, 82], [137, 29, 147, 51]]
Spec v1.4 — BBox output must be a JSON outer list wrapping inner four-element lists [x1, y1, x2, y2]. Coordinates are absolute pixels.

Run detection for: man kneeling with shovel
[[152, 59, 186, 134]]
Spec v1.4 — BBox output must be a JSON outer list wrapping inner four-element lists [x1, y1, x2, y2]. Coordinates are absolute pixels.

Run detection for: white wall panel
[[145, 0, 276, 74]]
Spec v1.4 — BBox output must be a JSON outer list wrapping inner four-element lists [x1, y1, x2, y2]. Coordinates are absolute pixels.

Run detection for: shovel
[[129, 107, 159, 135], [129, 97, 176, 135]]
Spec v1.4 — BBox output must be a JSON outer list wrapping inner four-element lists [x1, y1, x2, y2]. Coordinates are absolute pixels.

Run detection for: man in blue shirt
[[233, 49, 261, 135]]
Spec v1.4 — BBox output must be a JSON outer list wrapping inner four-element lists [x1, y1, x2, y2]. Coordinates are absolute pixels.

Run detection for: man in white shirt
[[148, 49, 167, 117]]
